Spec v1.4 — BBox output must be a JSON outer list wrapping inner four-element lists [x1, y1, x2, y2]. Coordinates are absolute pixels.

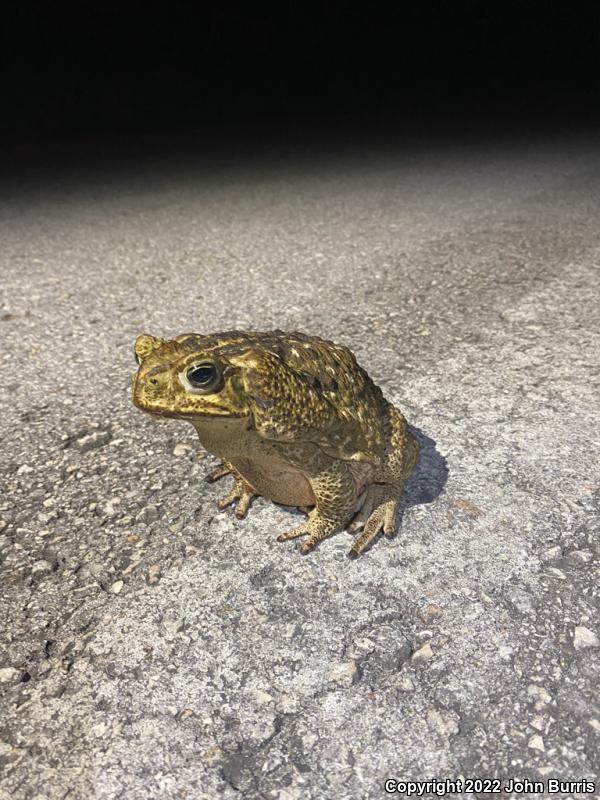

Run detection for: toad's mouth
[[134, 399, 243, 420]]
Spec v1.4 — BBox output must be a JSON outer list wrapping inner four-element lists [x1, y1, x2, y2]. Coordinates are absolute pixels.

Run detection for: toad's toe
[[347, 485, 400, 557]]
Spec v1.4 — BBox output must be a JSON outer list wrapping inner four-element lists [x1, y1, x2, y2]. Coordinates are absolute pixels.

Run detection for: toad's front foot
[[216, 476, 258, 519]]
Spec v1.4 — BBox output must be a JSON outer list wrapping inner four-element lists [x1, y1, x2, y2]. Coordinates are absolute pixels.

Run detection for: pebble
[[573, 625, 599, 650], [285, 623, 301, 639], [542, 545, 562, 560], [527, 684, 552, 707], [427, 709, 459, 737], [397, 675, 415, 691], [566, 549, 593, 563], [136, 505, 159, 524], [253, 689, 274, 704], [411, 642, 433, 662], [173, 443, 193, 456], [0, 667, 21, 684], [162, 615, 185, 634], [353, 637, 376, 652], [453, 499, 483, 517], [75, 431, 111, 452], [110, 580, 124, 594], [415, 630, 433, 642], [101, 498, 121, 518], [327, 660, 359, 686], [497, 645, 513, 661], [147, 564, 162, 584], [201, 745, 222, 765], [528, 734, 545, 752], [420, 603, 444, 623], [31, 560, 53, 576]]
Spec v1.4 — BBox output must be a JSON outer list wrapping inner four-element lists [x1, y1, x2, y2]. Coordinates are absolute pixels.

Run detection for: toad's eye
[[186, 362, 221, 390]]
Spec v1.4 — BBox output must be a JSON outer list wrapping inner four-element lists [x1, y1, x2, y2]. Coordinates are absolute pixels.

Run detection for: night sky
[[2, 4, 600, 156]]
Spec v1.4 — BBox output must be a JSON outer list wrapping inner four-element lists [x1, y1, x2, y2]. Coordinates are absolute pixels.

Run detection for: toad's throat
[[190, 417, 317, 507], [231, 456, 316, 507]]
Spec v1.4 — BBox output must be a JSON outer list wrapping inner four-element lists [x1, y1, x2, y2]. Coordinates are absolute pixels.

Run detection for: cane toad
[[132, 330, 419, 557]]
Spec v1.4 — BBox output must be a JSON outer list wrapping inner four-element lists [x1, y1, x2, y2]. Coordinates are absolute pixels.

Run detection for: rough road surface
[[1, 133, 599, 800]]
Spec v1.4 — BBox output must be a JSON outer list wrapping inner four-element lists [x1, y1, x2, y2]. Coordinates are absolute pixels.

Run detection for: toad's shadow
[[394, 424, 448, 532], [403, 425, 448, 507]]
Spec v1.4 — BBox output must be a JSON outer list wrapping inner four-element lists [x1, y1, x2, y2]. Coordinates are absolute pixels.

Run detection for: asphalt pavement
[[1, 130, 599, 799]]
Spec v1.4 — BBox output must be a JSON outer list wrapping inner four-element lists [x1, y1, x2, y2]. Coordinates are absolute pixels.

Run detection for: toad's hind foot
[[347, 484, 401, 559], [206, 461, 233, 483], [276, 461, 355, 554], [216, 476, 258, 519], [277, 512, 343, 554]]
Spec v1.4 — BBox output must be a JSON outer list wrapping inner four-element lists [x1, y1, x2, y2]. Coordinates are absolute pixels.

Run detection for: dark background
[[2, 3, 600, 160]]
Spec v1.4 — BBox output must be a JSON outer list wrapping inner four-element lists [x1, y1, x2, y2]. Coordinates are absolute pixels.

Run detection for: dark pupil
[[187, 364, 215, 386]]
